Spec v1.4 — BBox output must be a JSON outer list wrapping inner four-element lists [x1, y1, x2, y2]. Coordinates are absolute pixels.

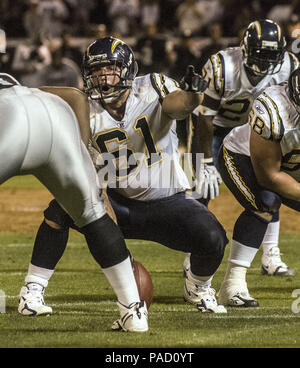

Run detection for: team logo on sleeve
[[255, 104, 265, 115]]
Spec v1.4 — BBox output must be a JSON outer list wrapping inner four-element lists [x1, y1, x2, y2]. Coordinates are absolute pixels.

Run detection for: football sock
[[222, 262, 248, 289], [262, 220, 280, 255], [184, 254, 214, 288], [102, 256, 140, 306], [229, 239, 258, 268], [233, 210, 268, 249], [31, 220, 69, 269], [82, 214, 128, 268], [221, 239, 258, 288], [25, 263, 54, 288], [188, 270, 213, 289]]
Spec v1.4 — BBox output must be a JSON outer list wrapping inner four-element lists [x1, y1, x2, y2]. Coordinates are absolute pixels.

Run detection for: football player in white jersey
[[20, 36, 229, 316], [188, 20, 298, 298], [216, 68, 300, 307], [0, 30, 149, 332]]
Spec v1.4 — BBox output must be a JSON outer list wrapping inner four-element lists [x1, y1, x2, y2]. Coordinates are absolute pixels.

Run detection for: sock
[[233, 210, 268, 248], [82, 215, 128, 268], [262, 220, 280, 255], [221, 239, 258, 290], [222, 262, 248, 289], [189, 270, 213, 289], [31, 220, 69, 269], [229, 239, 258, 267], [102, 256, 140, 306], [25, 263, 54, 288]]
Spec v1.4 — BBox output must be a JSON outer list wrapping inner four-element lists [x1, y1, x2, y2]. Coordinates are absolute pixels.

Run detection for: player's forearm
[[162, 90, 204, 120], [197, 115, 214, 158], [257, 171, 300, 201]]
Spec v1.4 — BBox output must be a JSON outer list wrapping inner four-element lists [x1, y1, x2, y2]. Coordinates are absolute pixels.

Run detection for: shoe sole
[[224, 297, 259, 308], [111, 319, 148, 332], [261, 266, 295, 276]]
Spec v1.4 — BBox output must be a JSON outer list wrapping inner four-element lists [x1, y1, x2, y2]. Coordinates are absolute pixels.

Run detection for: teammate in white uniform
[[0, 30, 148, 332], [187, 20, 298, 298], [217, 68, 300, 306], [21, 37, 228, 315]]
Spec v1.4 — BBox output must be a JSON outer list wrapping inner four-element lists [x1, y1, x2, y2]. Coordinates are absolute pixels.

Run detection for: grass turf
[[0, 232, 300, 348], [0, 175, 300, 349]]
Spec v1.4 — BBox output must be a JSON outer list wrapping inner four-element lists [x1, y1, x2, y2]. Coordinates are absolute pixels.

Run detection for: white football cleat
[[218, 282, 259, 308], [261, 247, 295, 276], [112, 300, 148, 332], [183, 269, 227, 313], [18, 282, 52, 316]]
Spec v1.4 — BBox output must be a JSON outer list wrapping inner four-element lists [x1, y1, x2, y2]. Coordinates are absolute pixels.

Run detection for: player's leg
[[108, 189, 228, 313], [0, 95, 29, 184], [18, 95, 147, 330], [261, 211, 294, 276], [172, 194, 228, 313], [186, 113, 209, 206], [0, 92, 55, 316], [217, 145, 282, 307]]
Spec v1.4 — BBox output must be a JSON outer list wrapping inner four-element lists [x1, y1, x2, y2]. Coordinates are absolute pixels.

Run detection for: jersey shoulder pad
[[249, 89, 285, 141], [206, 51, 225, 97], [287, 51, 300, 73], [149, 73, 179, 103]]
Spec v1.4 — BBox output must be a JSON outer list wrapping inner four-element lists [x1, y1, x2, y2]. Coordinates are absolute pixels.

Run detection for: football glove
[[179, 65, 208, 93], [198, 159, 222, 200]]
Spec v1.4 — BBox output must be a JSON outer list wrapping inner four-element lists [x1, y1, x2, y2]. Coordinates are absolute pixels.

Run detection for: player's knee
[[258, 190, 281, 217], [44, 199, 74, 230], [192, 226, 228, 257], [207, 227, 228, 256]]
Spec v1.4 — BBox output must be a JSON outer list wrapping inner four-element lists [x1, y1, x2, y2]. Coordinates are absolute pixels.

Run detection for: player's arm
[[194, 114, 214, 158], [195, 55, 222, 158], [162, 65, 207, 120], [189, 58, 222, 199], [162, 89, 204, 120], [39, 86, 90, 147], [250, 130, 300, 201], [185, 54, 222, 160]]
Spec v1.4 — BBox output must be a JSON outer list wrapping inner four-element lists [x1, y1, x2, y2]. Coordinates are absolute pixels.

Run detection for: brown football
[[132, 260, 154, 309]]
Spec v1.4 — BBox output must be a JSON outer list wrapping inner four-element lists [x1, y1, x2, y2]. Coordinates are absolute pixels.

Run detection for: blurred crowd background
[[1, 0, 300, 146], [1, 0, 300, 88]]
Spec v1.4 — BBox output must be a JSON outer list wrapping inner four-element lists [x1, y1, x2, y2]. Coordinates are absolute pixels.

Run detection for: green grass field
[[0, 177, 300, 349]]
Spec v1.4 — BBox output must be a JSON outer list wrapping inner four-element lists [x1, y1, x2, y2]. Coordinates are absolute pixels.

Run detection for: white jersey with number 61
[[89, 73, 191, 200]]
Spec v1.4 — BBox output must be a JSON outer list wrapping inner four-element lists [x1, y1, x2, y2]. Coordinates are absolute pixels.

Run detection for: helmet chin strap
[[251, 64, 267, 75], [244, 64, 265, 86], [100, 88, 128, 105]]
